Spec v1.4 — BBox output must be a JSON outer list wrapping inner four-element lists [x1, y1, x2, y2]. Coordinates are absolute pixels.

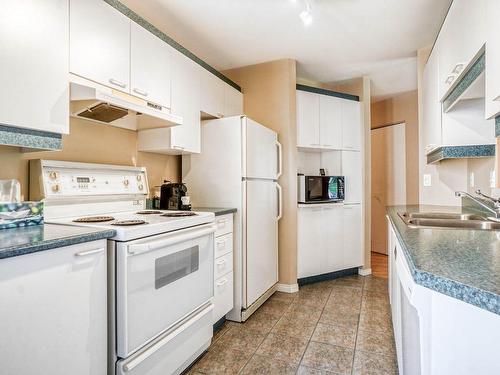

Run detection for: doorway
[[371, 123, 406, 275]]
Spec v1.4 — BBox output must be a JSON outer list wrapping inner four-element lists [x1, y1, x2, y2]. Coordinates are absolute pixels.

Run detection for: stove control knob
[[49, 171, 59, 180], [123, 179, 130, 187], [52, 184, 60, 193], [136, 175, 142, 181], [138, 184, 144, 191]]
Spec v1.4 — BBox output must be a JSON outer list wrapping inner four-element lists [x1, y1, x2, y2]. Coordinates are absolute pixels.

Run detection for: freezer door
[[244, 180, 279, 307], [243, 117, 280, 180]]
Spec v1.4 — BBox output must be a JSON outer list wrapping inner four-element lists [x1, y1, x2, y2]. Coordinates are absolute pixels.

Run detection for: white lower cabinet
[[0, 240, 107, 375], [298, 204, 363, 279], [212, 214, 234, 323]]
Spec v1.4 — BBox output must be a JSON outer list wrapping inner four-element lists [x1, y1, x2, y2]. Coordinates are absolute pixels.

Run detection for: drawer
[[213, 272, 233, 323], [215, 214, 233, 237], [214, 252, 233, 280], [214, 233, 233, 258]]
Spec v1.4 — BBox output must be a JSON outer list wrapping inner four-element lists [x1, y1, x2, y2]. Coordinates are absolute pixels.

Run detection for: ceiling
[[121, 0, 452, 101]]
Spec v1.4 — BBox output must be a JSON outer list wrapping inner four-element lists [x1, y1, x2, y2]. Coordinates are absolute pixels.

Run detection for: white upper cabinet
[[0, 0, 69, 134], [201, 69, 225, 118], [341, 99, 362, 150], [437, 0, 486, 100], [485, 0, 500, 119], [319, 95, 342, 149], [297, 90, 321, 147], [422, 45, 442, 150], [224, 85, 244, 117], [70, 0, 131, 92], [130, 22, 171, 107]]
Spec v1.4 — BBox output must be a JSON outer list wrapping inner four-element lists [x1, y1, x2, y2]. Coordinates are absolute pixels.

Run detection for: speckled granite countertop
[[387, 205, 500, 315], [192, 207, 237, 216], [0, 224, 116, 259]]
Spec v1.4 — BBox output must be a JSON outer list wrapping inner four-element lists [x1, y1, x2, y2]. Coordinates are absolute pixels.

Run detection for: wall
[[371, 90, 419, 205], [223, 59, 298, 286], [0, 118, 181, 199]]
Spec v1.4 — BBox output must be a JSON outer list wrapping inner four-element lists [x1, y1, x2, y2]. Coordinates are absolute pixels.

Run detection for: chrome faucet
[[455, 191, 500, 218]]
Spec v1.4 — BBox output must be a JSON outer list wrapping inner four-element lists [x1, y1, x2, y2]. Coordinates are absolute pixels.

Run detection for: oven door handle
[[127, 224, 216, 255], [122, 302, 214, 372]]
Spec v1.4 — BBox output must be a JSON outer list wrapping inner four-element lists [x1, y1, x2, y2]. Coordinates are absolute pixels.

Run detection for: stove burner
[[161, 212, 197, 217], [111, 220, 147, 226], [136, 210, 162, 215], [73, 216, 115, 223]]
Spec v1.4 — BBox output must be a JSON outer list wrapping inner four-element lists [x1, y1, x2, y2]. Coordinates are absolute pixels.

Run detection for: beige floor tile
[[216, 325, 266, 352], [324, 298, 361, 314], [319, 308, 359, 329], [363, 276, 388, 293], [239, 354, 297, 375], [258, 298, 293, 317], [329, 275, 365, 289], [256, 333, 309, 364], [311, 323, 357, 349], [269, 291, 298, 304], [212, 321, 236, 343], [191, 346, 252, 375], [297, 365, 337, 375], [352, 350, 398, 374], [296, 293, 329, 308], [239, 310, 281, 334], [285, 302, 323, 322], [301, 341, 354, 374], [362, 289, 389, 300], [358, 311, 392, 333], [356, 329, 396, 357], [271, 314, 317, 339]]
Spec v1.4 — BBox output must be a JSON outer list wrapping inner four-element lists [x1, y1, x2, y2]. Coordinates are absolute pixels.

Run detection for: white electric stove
[[30, 160, 216, 375]]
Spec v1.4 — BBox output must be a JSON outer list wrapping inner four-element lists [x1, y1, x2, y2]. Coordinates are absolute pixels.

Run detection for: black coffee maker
[[160, 181, 191, 210]]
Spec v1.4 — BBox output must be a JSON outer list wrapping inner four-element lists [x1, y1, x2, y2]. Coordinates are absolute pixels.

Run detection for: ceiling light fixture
[[299, 1, 313, 26]]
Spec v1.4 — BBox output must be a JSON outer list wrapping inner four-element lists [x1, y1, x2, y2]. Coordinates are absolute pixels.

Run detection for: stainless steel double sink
[[398, 211, 500, 230]]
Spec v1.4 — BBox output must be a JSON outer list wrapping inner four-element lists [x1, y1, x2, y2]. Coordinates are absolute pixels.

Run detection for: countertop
[[387, 205, 500, 315], [0, 224, 116, 260], [192, 207, 237, 216]]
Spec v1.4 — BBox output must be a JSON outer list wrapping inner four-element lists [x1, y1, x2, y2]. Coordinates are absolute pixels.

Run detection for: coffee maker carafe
[[160, 181, 191, 210]]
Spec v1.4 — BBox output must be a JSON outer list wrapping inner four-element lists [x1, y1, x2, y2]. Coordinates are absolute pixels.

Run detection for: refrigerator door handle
[[276, 140, 283, 179], [276, 183, 283, 221]]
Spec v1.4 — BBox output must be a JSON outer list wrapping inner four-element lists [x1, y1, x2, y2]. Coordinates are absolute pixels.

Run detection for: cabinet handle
[[133, 88, 148, 97], [445, 75, 456, 85], [216, 240, 226, 249], [216, 259, 226, 266], [216, 279, 228, 287], [451, 62, 466, 75], [172, 145, 185, 150], [394, 246, 397, 260], [322, 144, 334, 147], [108, 78, 127, 88], [216, 112, 224, 118], [310, 143, 321, 146], [75, 248, 104, 257]]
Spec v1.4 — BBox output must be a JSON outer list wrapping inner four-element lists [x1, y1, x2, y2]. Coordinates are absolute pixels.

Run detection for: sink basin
[[398, 212, 500, 230]]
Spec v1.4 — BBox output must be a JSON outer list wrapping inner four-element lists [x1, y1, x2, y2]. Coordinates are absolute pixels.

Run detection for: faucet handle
[[475, 190, 500, 205]]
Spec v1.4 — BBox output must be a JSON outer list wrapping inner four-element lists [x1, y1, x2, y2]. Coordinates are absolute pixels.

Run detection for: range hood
[[70, 74, 182, 131]]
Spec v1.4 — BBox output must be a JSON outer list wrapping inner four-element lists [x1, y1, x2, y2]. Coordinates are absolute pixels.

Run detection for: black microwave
[[298, 175, 345, 203]]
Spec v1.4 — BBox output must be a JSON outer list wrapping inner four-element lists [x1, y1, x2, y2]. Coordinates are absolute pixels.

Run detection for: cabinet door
[[70, 0, 130, 91], [342, 151, 362, 204], [200, 69, 225, 118], [224, 84, 244, 117], [422, 48, 442, 149], [297, 90, 320, 147], [297, 206, 324, 278], [0, 0, 69, 134], [341, 100, 361, 150], [322, 205, 344, 273], [0, 241, 107, 375], [342, 204, 363, 269], [485, 0, 500, 119], [130, 22, 171, 107], [319, 95, 342, 149], [170, 51, 201, 153]]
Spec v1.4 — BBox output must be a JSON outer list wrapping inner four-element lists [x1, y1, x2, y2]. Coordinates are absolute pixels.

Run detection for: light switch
[[423, 174, 431, 187], [470, 172, 475, 188]]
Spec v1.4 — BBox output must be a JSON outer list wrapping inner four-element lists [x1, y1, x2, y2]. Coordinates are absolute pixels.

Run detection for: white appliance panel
[[244, 180, 279, 307], [244, 117, 279, 180], [116, 224, 215, 357]]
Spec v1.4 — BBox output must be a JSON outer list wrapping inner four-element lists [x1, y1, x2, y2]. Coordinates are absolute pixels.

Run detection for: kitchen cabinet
[[130, 21, 171, 107], [213, 214, 234, 323], [485, 0, 500, 119], [297, 90, 321, 147], [201, 69, 225, 118], [438, 0, 486, 101], [138, 49, 201, 154], [224, 85, 244, 117], [341, 99, 362, 150], [297, 204, 363, 278], [70, 0, 131, 92], [320, 95, 343, 149], [341, 151, 362, 204], [0, 240, 107, 375], [422, 44, 442, 151], [0, 0, 69, 134]]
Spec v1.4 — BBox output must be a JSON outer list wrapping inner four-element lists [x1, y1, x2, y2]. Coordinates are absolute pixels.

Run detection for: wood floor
[[371, 252, 388, 279]]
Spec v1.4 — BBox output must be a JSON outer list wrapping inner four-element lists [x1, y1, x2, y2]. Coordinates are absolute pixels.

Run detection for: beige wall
[[223, 59, 298, 285], [371, 90, 419, 205], [0, 118, 181, 200]]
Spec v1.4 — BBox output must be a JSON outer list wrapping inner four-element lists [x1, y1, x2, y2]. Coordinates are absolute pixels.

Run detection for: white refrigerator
[[182, 116, 282, 322]]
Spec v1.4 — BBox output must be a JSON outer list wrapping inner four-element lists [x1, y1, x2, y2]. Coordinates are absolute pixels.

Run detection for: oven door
[[116, 223, 215, 358]]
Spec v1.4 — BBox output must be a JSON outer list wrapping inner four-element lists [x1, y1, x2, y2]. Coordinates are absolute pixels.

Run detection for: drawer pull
[[75, 248, 104, 257], [109, 78, 127, 88], [216, 259, 227, 266], [216, 240, 226, 249], [445, 75, 455, 85], [133, 88, 148, 97], [216, 279, 228, 287]]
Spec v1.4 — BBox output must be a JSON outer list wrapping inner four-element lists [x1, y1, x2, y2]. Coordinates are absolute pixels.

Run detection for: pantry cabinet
[[70, 0, 131, 92], [297, 90, 321, 147], [130, 22, 171, 107], [319, 95, 342, 149], [341, 100, 362, 150], [201, 69, 225, 118], [0, 0, 69, 134]]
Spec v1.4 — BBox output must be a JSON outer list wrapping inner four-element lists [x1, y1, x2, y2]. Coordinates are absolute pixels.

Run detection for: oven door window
[[155, 246, 199, 289]]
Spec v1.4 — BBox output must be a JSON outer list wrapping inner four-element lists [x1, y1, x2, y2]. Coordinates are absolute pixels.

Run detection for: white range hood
[[69, 74, 182, 131]]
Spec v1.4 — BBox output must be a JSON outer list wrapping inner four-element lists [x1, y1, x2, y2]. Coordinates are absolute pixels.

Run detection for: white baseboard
[[276, 283, 299, 293], [358, 268, 372, 276]]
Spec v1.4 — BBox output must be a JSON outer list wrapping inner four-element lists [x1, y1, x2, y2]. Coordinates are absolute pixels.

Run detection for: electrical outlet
[[470, 172, 475, 188], [490, 171, 496, 188], [423, 174, 432, 187]]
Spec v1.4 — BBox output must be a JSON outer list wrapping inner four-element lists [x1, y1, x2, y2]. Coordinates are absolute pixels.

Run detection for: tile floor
[[189, 275, 398, 375]]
